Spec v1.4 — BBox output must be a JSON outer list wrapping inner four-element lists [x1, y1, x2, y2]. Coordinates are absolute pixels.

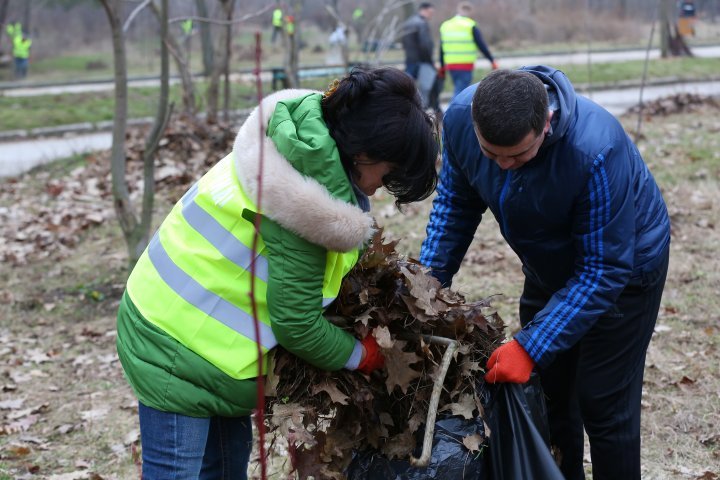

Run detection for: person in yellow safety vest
[[439, 1, 498, 99], [12, 31, 31, 79], [5, 21, 21, 40], [180, 18, 193, 36], [285, 14, 295, 36], [115, 66, 439, 479], [271, 7, 283, 44]]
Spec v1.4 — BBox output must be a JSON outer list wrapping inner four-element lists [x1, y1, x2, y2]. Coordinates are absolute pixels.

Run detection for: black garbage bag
[[485, 374, 564, 480], [346, 414, 489, 480], [347, 374, 563, 480]]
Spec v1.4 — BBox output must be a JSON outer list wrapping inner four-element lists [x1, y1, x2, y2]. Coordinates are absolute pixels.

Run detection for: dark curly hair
[[321, 66, 439, 206]]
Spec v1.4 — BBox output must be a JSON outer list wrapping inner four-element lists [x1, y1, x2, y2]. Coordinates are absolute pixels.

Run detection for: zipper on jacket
[[498, 170, 513, 238]]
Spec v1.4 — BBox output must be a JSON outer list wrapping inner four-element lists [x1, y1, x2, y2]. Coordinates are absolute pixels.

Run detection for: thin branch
[[408, 335, 459, 468], [123, 0, 152, 33], [168, 5, 272, 26]]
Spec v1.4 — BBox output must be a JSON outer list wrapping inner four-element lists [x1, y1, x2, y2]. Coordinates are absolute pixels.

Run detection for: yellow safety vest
[[13, 36, 31, 59], [126, 153, 358, 380], [272, 9, 283, 27], [440, 16, 477, 66]]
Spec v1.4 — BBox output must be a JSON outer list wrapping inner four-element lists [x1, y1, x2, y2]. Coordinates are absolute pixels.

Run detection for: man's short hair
[[419, 2, 434, 10], [471, 69, 549, 146], [457, 1, 473, 15]]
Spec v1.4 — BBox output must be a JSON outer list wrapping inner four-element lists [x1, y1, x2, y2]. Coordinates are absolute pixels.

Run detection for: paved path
[[2, 45, 719, 98], [2, 45, 720, 178], [3, 77, 720, 178]]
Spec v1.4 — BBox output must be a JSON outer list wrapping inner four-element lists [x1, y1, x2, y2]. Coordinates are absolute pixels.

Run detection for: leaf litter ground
[[0, 96, 718, 479]]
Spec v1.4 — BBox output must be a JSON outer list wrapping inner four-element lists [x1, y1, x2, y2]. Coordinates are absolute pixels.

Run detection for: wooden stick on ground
[[408, 334, 459, 468]]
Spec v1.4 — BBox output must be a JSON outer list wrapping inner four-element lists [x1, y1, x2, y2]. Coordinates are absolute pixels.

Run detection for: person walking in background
[[439, 1, 498, 99], [400, 2, 436, 110], [271, 5, 283, 44], [116, 66, 439, 479], [420, 66, 670, 479], [11, 30, 31, 79]]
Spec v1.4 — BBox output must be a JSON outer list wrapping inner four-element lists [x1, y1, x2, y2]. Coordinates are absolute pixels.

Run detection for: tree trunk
[[195, 0, 214, 76], [150, 1, 196, 115], [0, 0, 9, 53], [617, 0, 627, 18], [222, 0, 234, 123], [660, 0, 670, 58], [22, 0, 30, 32], [133, 0, 172, 265], [99, 0, 137, 266], [283, 0, 302, 88], [101, 0, 172, 267]]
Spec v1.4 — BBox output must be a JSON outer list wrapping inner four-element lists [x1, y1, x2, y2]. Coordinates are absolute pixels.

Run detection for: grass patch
[[2, 56, 718, 133]]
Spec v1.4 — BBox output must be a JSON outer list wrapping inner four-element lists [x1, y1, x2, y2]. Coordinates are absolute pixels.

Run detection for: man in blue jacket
[[420, 67, 670, 479]]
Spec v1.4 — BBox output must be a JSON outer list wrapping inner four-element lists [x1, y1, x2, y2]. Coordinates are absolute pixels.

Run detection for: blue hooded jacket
[[420, 65, 670, 367]]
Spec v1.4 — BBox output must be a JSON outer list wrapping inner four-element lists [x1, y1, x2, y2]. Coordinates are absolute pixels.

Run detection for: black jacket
[[401, 13, 434, 64]]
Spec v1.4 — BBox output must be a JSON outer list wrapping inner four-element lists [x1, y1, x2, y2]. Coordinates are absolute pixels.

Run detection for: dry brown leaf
[[373, 325, 393, 349], [384, 340, 423, 394], [380, 429, 415, 459], [449, 393, 477, 420], [462, 433, 484, 452], [311, 381, 349, 405]]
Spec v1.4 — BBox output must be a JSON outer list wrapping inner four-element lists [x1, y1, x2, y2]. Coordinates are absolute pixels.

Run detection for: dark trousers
[[519, 247, 669, 480]]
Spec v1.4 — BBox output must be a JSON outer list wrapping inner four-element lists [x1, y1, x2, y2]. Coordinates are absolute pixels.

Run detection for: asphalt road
[[2, 44, 719, 98]]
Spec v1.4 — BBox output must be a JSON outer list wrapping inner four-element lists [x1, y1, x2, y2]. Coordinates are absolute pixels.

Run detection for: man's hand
[[484, 339, 534, 384], [358, 334, 384, 374], [491, 60, 499, 70]]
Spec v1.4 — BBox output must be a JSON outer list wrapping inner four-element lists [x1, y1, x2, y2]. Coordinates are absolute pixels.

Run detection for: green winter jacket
[[116, 91, 375, 417]]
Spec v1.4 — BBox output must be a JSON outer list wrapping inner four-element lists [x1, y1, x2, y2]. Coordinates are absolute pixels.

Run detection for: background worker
[[11, 30, 31, 79], [271, 5, 283, 44], [420, 66, 670, 479], [400, 2, 436, 110], [439, 1, 498, 99], [116, 66, 438, 479]]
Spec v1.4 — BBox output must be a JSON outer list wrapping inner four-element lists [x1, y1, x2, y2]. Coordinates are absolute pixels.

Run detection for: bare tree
[[195, 0, 214, 76], [149, 1, 197, 115], [100, 0, 172, 267], [221, 0, 234, 122], [0, 0, 9, 54], [205, 0, 233, 124], [282, 0, 303, 88], [358, 0, 412, 65]]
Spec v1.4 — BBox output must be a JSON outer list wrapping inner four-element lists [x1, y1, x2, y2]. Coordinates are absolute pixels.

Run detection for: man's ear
[[545, 110, 553, 133]]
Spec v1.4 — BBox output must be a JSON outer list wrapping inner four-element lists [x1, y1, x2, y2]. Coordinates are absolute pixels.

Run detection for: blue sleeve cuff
[[344, 340, 363, 370]]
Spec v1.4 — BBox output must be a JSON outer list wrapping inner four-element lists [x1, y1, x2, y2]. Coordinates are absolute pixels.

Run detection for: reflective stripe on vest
[[440, 16, 477, 65], [127, 153, 358, 379]]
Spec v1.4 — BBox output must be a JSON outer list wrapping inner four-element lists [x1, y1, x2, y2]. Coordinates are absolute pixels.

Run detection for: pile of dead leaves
[[264, 231, 506, 479], [627, 93, 720, 117], [0, 115, 237, 266]]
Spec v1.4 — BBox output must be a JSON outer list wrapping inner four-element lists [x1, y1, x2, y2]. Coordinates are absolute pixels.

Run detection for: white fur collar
[[232, 89, 375, 252]]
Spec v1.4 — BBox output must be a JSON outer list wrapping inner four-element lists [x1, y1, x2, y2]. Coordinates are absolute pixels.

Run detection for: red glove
[[484, 339, 534, 384], [358, 334, 385, 375], [437, 66, 446, 80], [491, 60, 499, 70]]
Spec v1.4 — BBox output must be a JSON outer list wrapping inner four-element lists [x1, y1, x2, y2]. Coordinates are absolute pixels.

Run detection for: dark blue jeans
[[14, 57, 28, 78], [138, 402, 253, 479], [449, 70, 473, 99], [519, 246, 669, 480]]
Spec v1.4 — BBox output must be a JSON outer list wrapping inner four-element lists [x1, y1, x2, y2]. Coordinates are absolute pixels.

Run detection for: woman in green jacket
[[116, 66, 439, 479]]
